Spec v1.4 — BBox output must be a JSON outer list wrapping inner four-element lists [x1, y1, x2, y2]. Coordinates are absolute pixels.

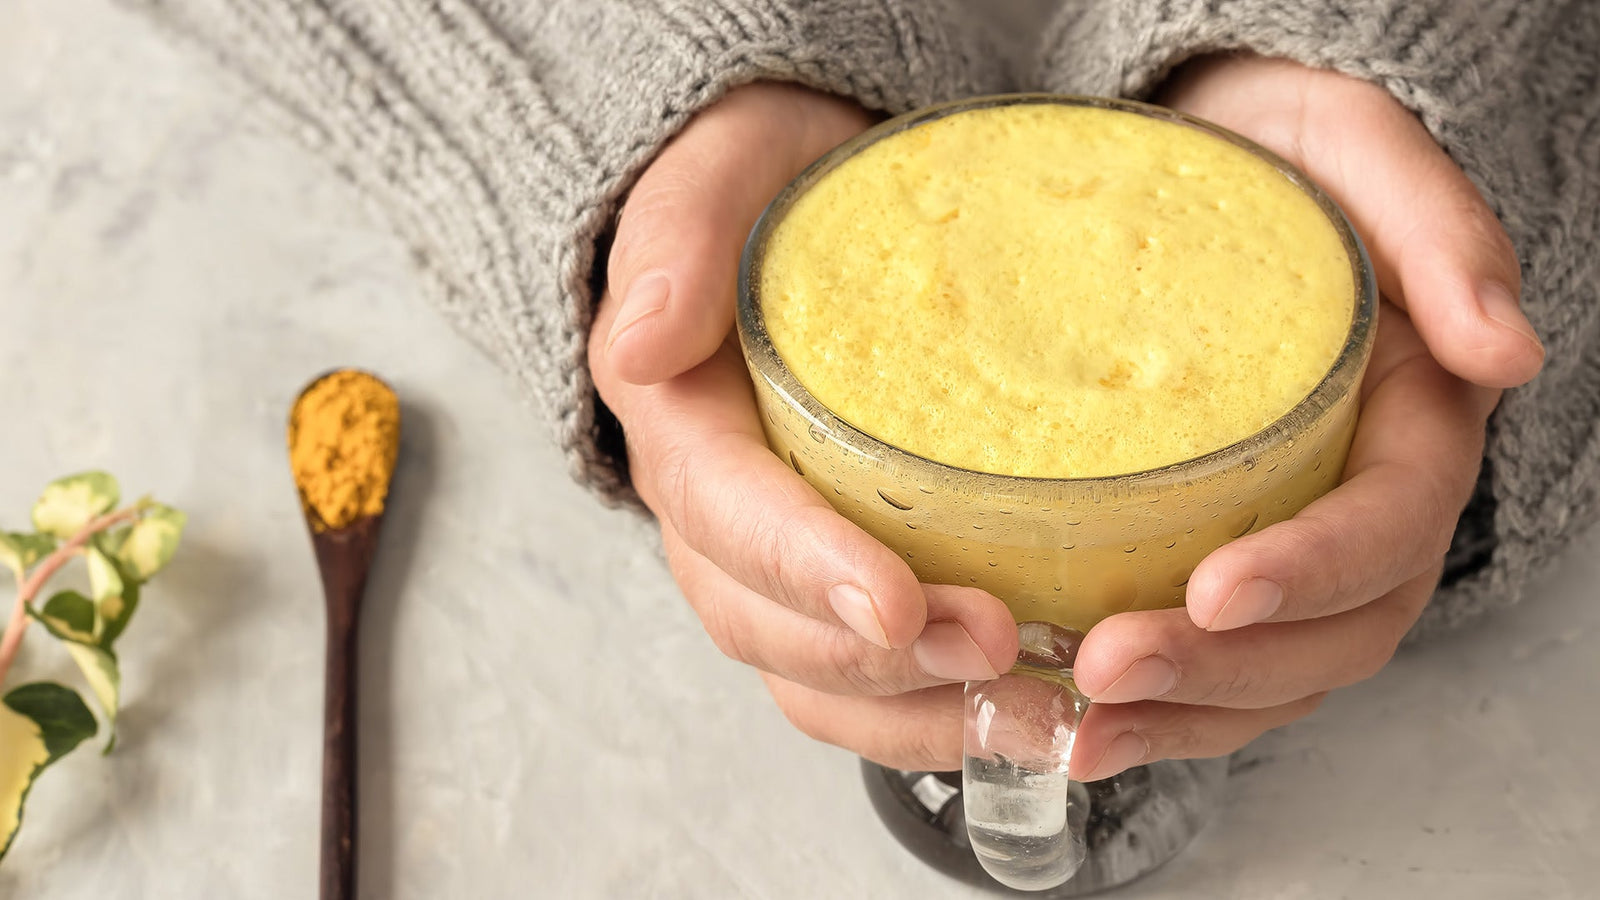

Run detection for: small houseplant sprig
[[0, 472, 184, 861]]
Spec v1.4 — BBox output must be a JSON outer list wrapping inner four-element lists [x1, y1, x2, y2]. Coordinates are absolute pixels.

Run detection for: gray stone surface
[[0, 1, 1595, 897]]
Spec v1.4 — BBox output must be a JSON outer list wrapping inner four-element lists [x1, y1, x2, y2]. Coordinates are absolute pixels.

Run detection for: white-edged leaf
[[116, 504, 185, 581], [0, 532, 55, 579], [34, 591, 96, 644], [31, 472, 120, 539], [86, 546, 123, 603], [97, 579, 140, 650], [0, 683, 97, 860], [27, 608, 122, 751], [65, 645, 120, 753]]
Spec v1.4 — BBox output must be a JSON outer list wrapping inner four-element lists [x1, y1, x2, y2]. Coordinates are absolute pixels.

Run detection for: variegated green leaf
[[115, 504, 185, 581], [86, 546, 123, 602], [27, 608, 122, 752], [97, 579, 140, 650], [30, 472, 120, 539], [0, 683, 97, 860], [0, 532, 55, 580], [66, 645, 120, 753], [36, 591, 96, 644]]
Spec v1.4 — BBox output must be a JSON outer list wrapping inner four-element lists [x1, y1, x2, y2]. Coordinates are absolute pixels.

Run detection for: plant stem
[[0, 507, 140, 688]]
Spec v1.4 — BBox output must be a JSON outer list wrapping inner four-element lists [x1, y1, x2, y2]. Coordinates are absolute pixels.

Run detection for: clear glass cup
[[737, 94, 1376, 893]]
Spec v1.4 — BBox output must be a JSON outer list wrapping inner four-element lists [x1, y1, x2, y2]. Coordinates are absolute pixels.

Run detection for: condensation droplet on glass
[[1164, 539, 1177, 549], [788, 450, 805, 477], [1123, 544, 1137, 554], [1230, 511, 1260, 539], [1172, 569, 1192, 587], [807, 424, 826, 443], [1242, 456, 1257, 471], [878, 488, 913, 510], [988, 561, 999, 567], [906, 522, 918, 529]]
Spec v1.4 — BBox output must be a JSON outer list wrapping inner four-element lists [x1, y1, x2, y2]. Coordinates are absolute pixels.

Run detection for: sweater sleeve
[[1031, 0, 1600, 639], [128, 0, 1017, 506]]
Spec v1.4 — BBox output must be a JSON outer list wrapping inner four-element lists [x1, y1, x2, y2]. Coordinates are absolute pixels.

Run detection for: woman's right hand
[[588, 83, 1020, 771]]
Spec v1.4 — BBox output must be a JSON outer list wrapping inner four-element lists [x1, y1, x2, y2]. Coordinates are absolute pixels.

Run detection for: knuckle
[[891, 727, 958, 772], [836, 648, 904, 697], [1186, 662, 1261, 707], [658, 439, 706, 543], [700, 600, 758, 668], [1147, 716, 1206, 761], [774, 691, 838, 747]]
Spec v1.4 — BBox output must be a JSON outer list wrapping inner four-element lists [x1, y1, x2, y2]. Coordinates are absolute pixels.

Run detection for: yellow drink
[[740, 98, 1373, 634]]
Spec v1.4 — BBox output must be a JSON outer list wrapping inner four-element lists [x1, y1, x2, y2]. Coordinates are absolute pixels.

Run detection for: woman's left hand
[[1067, 54, 1545, 782]]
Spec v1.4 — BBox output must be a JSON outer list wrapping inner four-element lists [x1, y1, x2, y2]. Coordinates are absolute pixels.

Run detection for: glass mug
[[737, 95, 1376, 893]]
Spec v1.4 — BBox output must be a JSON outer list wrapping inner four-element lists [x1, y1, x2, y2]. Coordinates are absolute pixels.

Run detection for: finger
[[664, 522, 1019, 693], [604, 84, 874, 384], [1308, 88, 1543, 388], [1075, 568, 1438, 709], [1185, 306, 1491, 631], [596, 339, 929, 650], [762, 673, 966, 771], [1068, 693, 1327, 782]]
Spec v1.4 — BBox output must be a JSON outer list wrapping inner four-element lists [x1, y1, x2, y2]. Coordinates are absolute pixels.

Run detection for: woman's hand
[[589, 83, 1021, 770], [1064, 55, 1545, 782]]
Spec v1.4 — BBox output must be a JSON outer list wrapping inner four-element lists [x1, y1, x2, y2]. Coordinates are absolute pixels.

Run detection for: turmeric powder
[[288, 369, 400, 531]]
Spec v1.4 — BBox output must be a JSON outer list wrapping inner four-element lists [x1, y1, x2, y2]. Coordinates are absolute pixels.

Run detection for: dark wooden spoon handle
[[310, 517, 381, 900]]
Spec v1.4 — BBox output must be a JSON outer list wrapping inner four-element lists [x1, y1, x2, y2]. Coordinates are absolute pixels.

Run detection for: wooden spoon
[[288, 370, 400, 900]]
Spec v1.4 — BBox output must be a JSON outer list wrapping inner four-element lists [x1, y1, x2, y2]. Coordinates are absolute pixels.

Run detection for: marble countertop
[[2, 1, 1596, 897]]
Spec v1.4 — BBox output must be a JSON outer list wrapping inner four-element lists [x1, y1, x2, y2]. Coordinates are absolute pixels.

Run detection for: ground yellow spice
[[288, 370, 400, 531]]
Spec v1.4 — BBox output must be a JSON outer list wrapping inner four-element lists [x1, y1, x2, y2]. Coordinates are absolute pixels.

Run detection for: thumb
[[602, 84, 874, 385]]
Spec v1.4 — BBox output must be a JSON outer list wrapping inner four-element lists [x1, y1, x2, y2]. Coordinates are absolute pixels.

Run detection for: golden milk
[[745, 100, 1366, 630], [760, 104, 1352, 478]]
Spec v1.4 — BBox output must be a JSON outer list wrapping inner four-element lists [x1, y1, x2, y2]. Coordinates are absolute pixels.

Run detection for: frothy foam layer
[[759, 103, 1354, 479]]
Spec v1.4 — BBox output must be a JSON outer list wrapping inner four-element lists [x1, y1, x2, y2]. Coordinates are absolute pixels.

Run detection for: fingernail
[[1206, 578, 1284, 631], [1478, 280, 1542, 349], [829, 583, 890, 649], [912, 622, 999, 682], [1092, 655, 1178, 704], [606, 272, 670, 350], [1080, 731, 1150, 783]]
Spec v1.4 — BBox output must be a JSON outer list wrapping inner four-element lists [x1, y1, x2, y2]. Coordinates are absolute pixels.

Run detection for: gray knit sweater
[[133, 0, 1599, 641]]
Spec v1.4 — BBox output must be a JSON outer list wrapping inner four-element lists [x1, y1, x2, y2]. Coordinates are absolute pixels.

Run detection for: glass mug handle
[[962, 622, 1093, 891]]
